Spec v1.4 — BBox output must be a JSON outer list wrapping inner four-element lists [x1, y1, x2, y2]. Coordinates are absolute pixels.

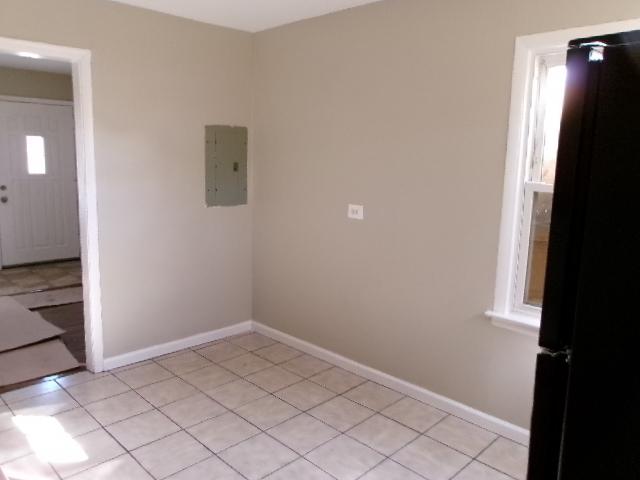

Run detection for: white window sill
[[485, 310, 540, 337]]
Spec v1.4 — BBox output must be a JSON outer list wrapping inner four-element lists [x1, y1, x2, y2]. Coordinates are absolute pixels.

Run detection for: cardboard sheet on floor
[[0, 339, 79, 386], [0, 296, 64, 352], [13, 286, 84, 309]]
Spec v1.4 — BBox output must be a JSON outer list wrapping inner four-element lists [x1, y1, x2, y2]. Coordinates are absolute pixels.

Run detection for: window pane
[[26, 135, 46, 175], [540, 65, 566, 184], [524, 192, 553, 306]]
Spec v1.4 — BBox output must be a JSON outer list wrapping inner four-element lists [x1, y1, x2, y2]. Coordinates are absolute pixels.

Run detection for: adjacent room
[[1, 1, 639, 479], [0, 54, 85, 388]]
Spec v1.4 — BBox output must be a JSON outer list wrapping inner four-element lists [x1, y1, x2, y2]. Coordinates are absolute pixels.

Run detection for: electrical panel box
[[205, 125, 248, 206]]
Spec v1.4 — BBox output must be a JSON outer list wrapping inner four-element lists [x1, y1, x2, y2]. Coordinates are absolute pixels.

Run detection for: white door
[[0, 101, 80, 266]]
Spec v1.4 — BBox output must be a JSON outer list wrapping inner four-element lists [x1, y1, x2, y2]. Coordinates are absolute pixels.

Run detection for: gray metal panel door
[[205, 125, 247, 206]]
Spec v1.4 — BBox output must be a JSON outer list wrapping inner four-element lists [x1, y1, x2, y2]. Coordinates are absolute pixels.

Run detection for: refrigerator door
[[538, 43, 599, 351], [528, 42, 603, 479], [556, 32, 640, 479]]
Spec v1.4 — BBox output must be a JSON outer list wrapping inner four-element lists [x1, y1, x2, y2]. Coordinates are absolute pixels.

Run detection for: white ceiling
[[0, 52, 71, 74], [110, 0, 381, 32]]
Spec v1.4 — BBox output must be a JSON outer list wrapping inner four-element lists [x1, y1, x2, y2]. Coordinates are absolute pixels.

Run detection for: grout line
[[179, 339, 358, 478], [470, 436, 521, 480], [265, 458, 340, 480], [3, 381, 492, 480], [472, 459, 520, 480], [1, 332, 525, 480], [299, 383, 433, 480], [109, 350, 431, 476], [237, 343, 491, 480], [447, 453, 475, 480], [52, 380, 158, 479], [178, 429, 252, 480], [73, 379, 247, 479], [474, 436, 500, 460]]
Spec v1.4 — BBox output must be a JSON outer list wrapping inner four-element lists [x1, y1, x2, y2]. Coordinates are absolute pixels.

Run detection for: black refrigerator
[[527, 30, 640, 479]]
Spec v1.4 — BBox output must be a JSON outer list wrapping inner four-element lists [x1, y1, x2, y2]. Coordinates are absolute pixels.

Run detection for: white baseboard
[[102, 320, 253, 371], [252, 320, 530, 446], [101, 317, 529, 445]]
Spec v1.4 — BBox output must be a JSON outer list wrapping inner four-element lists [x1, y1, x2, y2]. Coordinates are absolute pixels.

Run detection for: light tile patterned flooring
[[0, 260, 82, 296], [0, 332, 529, 480]]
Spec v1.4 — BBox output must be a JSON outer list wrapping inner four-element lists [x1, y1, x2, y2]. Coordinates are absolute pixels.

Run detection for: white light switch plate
[[347, 204, 364, 220]]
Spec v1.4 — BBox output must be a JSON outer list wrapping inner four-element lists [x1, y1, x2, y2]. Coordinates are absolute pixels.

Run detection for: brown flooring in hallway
[[0, 260, 82, 296], [37, 302, 85, 364]]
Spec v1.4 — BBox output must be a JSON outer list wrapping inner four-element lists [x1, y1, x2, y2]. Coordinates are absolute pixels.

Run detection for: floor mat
[[0, 297, 64, 352], [0, 339, 79, 386]]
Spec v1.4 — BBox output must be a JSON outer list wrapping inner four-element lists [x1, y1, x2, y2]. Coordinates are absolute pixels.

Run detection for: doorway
[[0, 37, 102, 380], [0, 59, 86, 383]]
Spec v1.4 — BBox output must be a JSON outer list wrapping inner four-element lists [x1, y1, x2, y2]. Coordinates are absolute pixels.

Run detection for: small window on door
[[26, 135, 46, 175]]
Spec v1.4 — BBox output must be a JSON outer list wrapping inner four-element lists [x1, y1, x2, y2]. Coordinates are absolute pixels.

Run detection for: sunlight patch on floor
[[12, 415, 87, 464]]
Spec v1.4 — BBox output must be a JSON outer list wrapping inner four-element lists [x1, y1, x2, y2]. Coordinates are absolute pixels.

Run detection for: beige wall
[[0, 0, 253, 357], [0, 66, 73, 100], [2, 0, 639, 429], [253, 0, 640, 427]]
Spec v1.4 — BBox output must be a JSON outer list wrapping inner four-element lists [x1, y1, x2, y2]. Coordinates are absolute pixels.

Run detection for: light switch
[[347, 204, 364, 220]]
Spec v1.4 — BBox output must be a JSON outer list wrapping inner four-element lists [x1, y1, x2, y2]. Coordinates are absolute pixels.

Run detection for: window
[[487, 19, 640, 334], [488, 47, 567, 331], [518, 56, 566, 309], [26, 135, 46, 175]]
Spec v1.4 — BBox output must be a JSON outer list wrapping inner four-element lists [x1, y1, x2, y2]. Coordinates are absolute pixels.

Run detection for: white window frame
[[487, 18, 640, 336], [512, 52, 563, 320]]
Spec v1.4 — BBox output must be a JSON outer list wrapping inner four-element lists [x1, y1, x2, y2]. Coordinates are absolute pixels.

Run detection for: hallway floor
[[0, 260, 82, 296], [0, 332, 528, 480]]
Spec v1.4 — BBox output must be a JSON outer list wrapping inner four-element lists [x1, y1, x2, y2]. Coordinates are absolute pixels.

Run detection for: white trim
[[72, 50, 103, 373], [0, 36, 104, 372], [485, 310, 540, 338], [490, 17, 640, 335], [0, 95, 73, 106], [101, 318, 530, 444], [252, 321, 530, 445], [103, 321, 253, 371]]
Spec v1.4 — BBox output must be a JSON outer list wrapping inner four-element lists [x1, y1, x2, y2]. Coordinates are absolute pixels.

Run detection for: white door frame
[[0, 36, 104, 372]]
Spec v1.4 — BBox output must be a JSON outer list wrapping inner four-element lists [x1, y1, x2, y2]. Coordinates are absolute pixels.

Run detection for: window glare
[[26, 135, 46, 175], [541, 65, 567, 184]]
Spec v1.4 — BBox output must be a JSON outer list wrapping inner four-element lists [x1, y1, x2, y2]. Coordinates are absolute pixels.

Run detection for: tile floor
[[0, 260, 82, 296], [0, 332, 529, 480]]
